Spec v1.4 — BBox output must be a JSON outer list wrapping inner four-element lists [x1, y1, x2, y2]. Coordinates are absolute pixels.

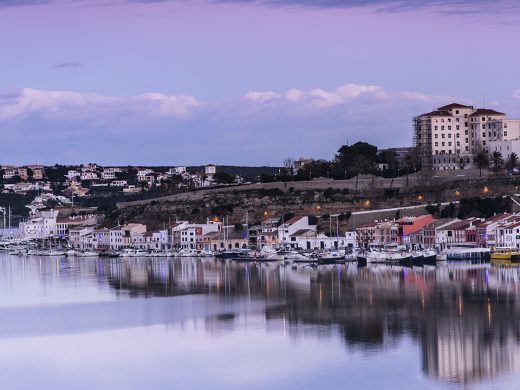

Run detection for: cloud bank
[[1, 83, 514, 166]]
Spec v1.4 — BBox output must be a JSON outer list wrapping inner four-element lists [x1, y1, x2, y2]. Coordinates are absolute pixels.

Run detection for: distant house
[[101, 171, 116, 180], [80, 172, 99, 181], [294, 158, 314, 171]]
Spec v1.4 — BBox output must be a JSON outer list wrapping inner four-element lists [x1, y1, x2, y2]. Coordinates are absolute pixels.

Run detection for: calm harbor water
[[1, 254, 520, 389]]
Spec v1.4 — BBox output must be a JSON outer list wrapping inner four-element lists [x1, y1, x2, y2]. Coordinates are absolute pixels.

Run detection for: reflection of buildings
[[5, 254, 520, 385], [99, 258, 520, 386]]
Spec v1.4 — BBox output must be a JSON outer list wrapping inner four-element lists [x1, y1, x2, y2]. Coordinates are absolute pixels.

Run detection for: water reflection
[[2, 254, 520, 387]]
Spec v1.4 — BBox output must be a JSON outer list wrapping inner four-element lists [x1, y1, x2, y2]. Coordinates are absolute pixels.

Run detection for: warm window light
[[483, 186, 490, 194], [455, 190, 461, 197], [416, 195, 423, 201]]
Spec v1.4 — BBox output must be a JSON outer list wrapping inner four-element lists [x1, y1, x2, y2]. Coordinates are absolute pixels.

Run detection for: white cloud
[[0, 88, 201, 121], [0, 83, 501, 165]]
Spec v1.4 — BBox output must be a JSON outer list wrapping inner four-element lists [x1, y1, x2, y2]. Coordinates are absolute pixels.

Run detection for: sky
[[0, 0, 520, 166]]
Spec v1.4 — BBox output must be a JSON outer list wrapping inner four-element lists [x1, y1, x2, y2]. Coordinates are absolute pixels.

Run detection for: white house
[[69, 226, 96, 250], [109, 223, 147, 250], [19, 209, 59, 239], [278, 216, 317, 249], [80, 172, 99, 181], [172, 220, 221, 249], [110, 180, 128, 187], [101, 171, 116, 180], [168, 167, 186, 175]]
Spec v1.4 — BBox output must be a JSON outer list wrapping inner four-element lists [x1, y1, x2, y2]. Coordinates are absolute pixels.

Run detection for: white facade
[[80, 172, 99, 181], [111, 180, 128, 187], [101, 171, 116, 180], [487, 138, 520, 160], [278, 216, 317, 248], [415, 103, 519, 170], [19, 210, 59, 239], [69, 226, 95, 250], [172, 221, 221, 249]]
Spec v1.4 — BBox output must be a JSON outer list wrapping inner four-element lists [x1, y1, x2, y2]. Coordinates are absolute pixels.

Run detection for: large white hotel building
[[414, 103, 520, 171]]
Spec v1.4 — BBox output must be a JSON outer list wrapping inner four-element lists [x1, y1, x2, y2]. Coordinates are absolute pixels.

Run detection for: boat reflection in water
[[2, 254, 520, 388]]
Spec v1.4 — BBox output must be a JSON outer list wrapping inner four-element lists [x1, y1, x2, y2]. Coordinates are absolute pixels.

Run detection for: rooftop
[[469, 108, 505, 117], [437, 103, 474, 110]]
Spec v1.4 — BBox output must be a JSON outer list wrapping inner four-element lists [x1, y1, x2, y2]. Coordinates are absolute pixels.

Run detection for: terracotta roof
[[437, 103, 473, 110], [357, 221, 378, 228], [439, 220, 470, 231], [498, 221, 520, 230], [284, 216, 304, 226], [483, 213, 512, 223], [469, 108, 505, 117], [418, 110, 452, 117]]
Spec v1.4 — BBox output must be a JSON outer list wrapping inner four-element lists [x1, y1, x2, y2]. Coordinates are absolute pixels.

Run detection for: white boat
[[130, 250, 148, 257], [76, 251, 98, 257], [42, 250, 67, 256], [440, 244, 490, 260], [178, 249, 198, 257], [66, 249, 77, 256], [199, 249, 214, 257], [357, 249, 412, 265]]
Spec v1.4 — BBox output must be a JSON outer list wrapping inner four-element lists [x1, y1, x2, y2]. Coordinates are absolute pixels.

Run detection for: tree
[[138, 181, 149, 192], [505, 152, 519, 172], [283, 157, 295, 179], [491, 151, 504, 174], [335, 142, 378, 169], [213, 171, 235, 184], [352, 155, 373, 188], [474, 151, 489, 177]]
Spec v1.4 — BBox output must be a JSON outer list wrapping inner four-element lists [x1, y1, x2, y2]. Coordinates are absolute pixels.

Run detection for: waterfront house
[[109, 223, 147, 250], [356, 222, 377, 249], [172, 220, 221, 250], [278, 216, 317, 249]]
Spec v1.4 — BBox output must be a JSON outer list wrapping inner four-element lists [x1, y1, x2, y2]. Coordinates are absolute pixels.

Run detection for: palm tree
[[474, 151, 489, 177], [491, 151, 504, 174], [505, 152, 519, 172]]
